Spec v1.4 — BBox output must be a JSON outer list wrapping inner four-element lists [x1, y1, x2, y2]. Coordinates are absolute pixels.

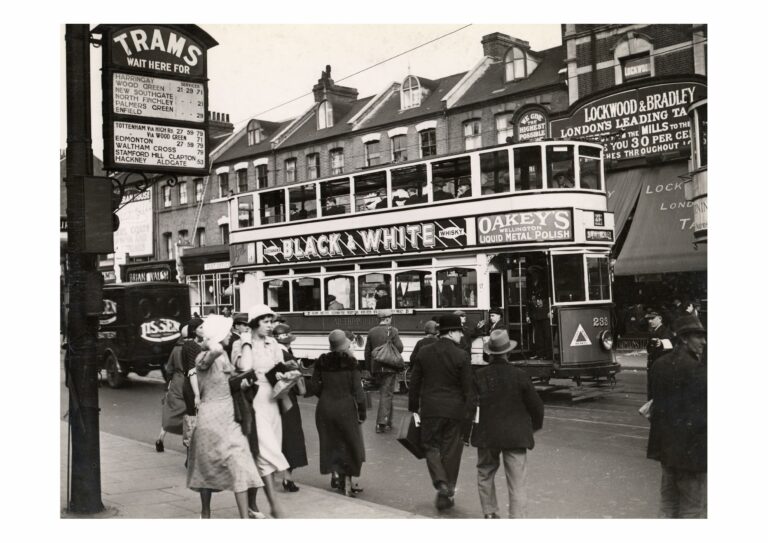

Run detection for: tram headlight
[[599, 330, 614, 351]]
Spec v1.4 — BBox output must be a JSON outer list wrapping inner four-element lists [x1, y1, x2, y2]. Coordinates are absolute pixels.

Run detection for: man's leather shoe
[[155, 439, 164, 453], [484, 513, 499, 519], [375, 424, 386, 433]]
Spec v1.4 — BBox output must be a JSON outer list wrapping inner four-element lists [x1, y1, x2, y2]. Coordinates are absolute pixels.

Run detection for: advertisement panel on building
[[550, 79, 707, 162], [114, 189, 153, 257], [515, 107, 549, 142]]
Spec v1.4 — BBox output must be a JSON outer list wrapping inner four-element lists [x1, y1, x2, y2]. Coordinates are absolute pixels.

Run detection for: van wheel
[[105, 353, 127, 389]]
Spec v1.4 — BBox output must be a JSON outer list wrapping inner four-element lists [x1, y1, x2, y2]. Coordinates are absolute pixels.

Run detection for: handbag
[[372, 326, 405, 371], [396, 413, 425, 459]]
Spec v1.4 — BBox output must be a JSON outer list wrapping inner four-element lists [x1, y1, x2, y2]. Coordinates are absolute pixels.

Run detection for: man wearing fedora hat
[[408, 314, 473, 510], [647, 315, 707, 518], [471, 330, 544, 518], [364, 309, 404, 433]]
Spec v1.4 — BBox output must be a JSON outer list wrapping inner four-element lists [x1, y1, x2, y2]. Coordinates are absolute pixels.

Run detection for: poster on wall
[[550, 80, 707, 162], [114, 189, 153, 257]]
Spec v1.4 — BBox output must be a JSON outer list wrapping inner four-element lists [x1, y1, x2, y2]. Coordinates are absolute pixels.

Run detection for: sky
[[60, 24, 562, 159]]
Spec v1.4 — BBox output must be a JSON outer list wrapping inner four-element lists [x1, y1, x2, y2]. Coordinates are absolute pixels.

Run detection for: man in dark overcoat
[[408, 314, 473, 511], [453, 309, 482, 357], [470, 330, 544, 518], [364, 309, 404, 433], [647, 315, 707, 518], [645, 311, 674, 399]]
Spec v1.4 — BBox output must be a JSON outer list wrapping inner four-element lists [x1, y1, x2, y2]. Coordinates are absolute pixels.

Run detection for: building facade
[[558, 24, 707, 331]]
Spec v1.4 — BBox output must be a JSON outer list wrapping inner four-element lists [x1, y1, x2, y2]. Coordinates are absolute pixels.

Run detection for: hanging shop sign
[[550, 80, 707, 162], [476, 209, 573, 245], [258, 218, 468, 264], [515, 107, 548, 142], [98, 24, 217, 175]]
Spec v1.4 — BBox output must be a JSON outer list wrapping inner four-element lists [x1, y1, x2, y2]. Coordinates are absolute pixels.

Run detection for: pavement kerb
[[60, 422, 428, 519]]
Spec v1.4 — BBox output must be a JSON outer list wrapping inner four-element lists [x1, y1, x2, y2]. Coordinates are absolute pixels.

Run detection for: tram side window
[[395, 270, 433, 308], [578, 146, 602, 190], [547, 145, 575, 189], [324, 275, 355, 310], [320, 179, 351, 217], [514, 146, 542, 191], [263, 279, 290, 312], [552, 254, 585, 302], [260, 189, 286, 225], [437, 268, 477, 308], [289, 184, 317, 221], [292, 277, 320, 311], [237, 194, 254, 228], [391, 164, 428, 206], [359, 273, 391, 310], [432, 156, 472, 201], [480, 150, 511, 195], [587, 257, 610, 300], [354, 171, 388, 212]]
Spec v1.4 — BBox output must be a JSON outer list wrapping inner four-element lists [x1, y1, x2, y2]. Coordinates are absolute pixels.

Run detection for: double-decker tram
[[228, 140, 619, 384]]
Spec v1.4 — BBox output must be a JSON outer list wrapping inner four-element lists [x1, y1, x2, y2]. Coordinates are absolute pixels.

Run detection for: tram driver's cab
[[490, 250, 616, 380]]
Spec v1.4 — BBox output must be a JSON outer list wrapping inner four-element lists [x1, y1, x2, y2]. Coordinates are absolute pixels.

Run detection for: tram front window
[[292, 277, 320, 311], [437, 268, 477, 308], [587, 256, 610, 300], [391, 164, 428, 206], [263, 279, 289, 312], [579, 146, 602, 190], [324, 275, 355, 310], [514, 146, 542, 191], [395, 271, 433, 308], [547, 145, 575, 188], [552, 254, 586, 302]]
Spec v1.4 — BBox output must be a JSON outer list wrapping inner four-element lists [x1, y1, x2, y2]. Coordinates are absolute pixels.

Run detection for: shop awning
[[606, 168, 644, 237], [614, 162, 707, 276]]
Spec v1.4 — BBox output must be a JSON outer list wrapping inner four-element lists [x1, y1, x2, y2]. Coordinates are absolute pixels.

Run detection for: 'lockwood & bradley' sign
[[259, 218, 468, 264]]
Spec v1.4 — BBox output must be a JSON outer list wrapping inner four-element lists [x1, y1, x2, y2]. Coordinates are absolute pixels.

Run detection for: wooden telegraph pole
[[65, 23, 104, 514]]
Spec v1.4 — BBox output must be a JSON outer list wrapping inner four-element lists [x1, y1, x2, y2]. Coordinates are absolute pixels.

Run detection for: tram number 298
[[592, 316, 609, 327]]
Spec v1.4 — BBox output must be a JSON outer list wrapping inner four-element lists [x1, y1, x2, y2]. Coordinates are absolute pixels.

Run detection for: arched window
[[247, 120, 261, 146], [505, 47, 526, 81], [317, 101, 333, 130], [401, 76, 421, 109], [614, 33, 654, 84]]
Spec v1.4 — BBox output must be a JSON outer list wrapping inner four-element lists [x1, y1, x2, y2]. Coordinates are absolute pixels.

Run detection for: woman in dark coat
[[308, 329, 367, 497], [272, 323, 308, 492]]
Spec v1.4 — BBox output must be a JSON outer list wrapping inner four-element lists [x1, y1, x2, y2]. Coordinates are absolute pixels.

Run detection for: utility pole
[[65, 23, 104, 514]]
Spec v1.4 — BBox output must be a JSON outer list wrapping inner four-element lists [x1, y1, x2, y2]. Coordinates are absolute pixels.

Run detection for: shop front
[[179, 245, 233, 316]]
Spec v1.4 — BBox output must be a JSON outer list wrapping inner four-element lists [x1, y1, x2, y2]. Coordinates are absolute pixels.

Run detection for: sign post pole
[[64, 24, 105, 514]]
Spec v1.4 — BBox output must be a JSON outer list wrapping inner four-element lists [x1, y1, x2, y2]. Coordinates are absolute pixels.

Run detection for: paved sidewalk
[[60, 422, 426, 519]]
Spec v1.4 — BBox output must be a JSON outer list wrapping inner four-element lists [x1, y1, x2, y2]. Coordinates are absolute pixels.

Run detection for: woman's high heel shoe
[[282, 480, 299, 492]]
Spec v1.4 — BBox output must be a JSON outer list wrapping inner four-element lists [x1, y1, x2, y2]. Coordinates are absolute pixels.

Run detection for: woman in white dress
[[236, 304, 290, 519]]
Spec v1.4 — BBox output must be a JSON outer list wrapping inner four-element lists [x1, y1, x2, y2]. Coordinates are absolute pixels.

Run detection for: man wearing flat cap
[[645, 311, 673, 399], [471, 330, 544, 518], [647, 315, 707, 518], [364, 309, 404, 433], [408, 314, 473, 511]]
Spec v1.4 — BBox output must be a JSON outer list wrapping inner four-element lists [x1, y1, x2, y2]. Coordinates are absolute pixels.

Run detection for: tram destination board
[[112, 73, 204, 122], [112, 121, 205, 169]]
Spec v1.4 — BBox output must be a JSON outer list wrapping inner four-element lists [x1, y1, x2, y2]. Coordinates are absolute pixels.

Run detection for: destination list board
[[113, 73, 204, 122], [113, 121, 205, 168]]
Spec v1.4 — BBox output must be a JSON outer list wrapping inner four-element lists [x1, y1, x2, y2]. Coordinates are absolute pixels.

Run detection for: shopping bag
[[396, 413, 425, 459]]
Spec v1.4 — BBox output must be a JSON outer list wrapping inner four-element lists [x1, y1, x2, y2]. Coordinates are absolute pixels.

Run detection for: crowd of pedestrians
[[155, 298, 706, 519]]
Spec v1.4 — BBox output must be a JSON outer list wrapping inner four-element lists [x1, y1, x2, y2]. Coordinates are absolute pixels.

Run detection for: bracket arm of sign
[[106, 170, 179, 213]]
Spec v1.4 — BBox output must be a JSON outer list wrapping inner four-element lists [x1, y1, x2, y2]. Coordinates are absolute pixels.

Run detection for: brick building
[[557, 24, 707, 332]]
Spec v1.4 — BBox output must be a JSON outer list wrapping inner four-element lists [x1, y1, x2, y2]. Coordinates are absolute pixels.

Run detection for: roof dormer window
[[317, 100, 333, 130], [247, 120, 262, 146], [504, 46, 539, 82], [400, 76, 422, 110]]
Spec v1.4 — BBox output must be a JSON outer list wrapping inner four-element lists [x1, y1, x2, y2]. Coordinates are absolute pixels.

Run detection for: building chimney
[[481, 32, 530, 60], [208, 110, 235, 141], [312, 64, 358, 105]]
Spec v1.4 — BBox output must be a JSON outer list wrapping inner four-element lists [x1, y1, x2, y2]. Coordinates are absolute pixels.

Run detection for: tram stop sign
[[96, 24, 217, 176]]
